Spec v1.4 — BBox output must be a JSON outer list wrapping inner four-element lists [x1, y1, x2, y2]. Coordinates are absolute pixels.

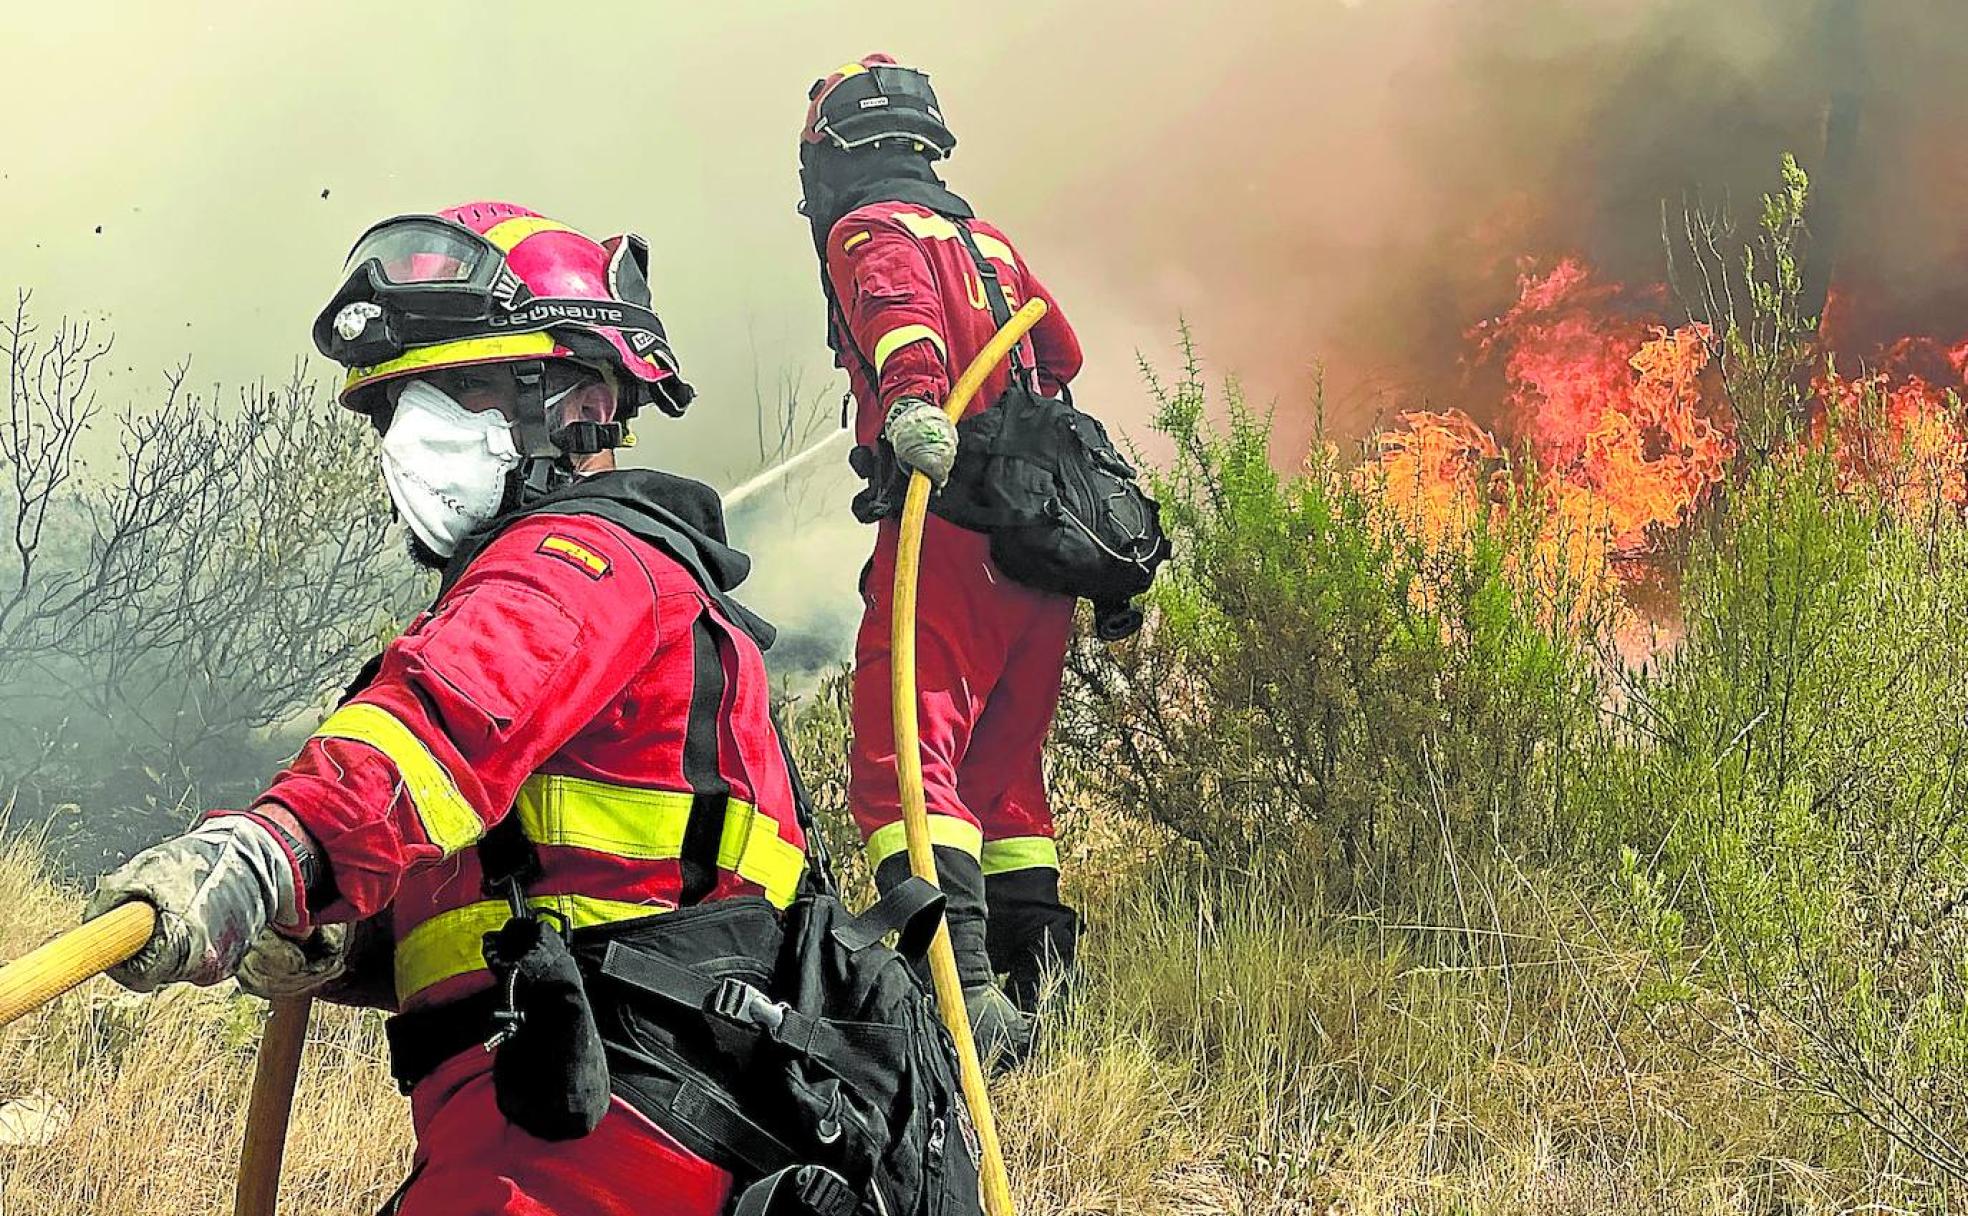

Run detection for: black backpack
[[585, 877, 982, 1216], [845, 220, 1170, 641]]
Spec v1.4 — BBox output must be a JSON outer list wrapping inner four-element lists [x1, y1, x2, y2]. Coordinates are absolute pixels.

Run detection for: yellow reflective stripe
[[344, 332, 558, 392], [482, 216, 575, 252], [872, 324, 946, 374], [891, 212, 1016, 264], [969, 233, 1016, 264], [894, 211, 960, 241], [515, 775, 694, 860], [716, 802, 807, 907], [981, 836, 1060, 876], [395, 895, 662, 1001], [865, 814, 983, 870], [313, 704, 483, 854], [841, 230, 873, 254]]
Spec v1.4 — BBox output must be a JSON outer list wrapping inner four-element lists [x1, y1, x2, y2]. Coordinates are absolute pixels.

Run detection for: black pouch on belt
[[477, 817, 611, 1141]]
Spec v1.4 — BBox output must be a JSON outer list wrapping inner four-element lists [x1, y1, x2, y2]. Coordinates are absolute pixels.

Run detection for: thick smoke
[[988, 0, 1968, 452]]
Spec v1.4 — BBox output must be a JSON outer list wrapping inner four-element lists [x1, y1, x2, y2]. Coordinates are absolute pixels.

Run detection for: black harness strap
[[951, 221, 1034, 384], [678, 615, 732, 906]]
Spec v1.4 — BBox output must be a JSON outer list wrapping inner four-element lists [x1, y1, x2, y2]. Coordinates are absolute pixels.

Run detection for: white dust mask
[[379, 378, 522, 558]]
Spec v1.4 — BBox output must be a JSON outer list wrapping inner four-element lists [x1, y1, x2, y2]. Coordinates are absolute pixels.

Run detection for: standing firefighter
[[83, 202, 980, 1216], [800, 55, 1167, 1069]]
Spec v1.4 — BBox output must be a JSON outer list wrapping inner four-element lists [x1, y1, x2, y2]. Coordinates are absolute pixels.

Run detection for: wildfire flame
[[1367, 258, 1733, 620], [1357, 255, 1968, 639], [1813, 334, 1968, 513]]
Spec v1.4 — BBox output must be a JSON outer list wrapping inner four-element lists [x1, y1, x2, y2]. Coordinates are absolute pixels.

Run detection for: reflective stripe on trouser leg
[[980, 835, 1059, 876]]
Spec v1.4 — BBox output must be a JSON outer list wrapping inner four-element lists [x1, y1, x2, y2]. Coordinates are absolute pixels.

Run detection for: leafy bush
[[1603, 453, 1968, 1182], [1054, 340, 1602, 913]]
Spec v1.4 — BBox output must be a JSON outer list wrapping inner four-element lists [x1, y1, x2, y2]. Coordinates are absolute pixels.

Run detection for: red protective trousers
[[847, 516, 1076, 873], [824, 200, 1084, 880], [390, 1054, 729, 1216]]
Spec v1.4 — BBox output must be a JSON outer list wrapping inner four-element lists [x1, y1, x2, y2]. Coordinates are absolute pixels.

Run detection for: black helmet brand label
[[859, 97, 890, 109], [488, 302, 628, 328]]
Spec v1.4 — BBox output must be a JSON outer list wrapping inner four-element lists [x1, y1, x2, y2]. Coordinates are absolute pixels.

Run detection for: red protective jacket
[[824, 200, 1083, 441], [254, 500, 805, 1012]]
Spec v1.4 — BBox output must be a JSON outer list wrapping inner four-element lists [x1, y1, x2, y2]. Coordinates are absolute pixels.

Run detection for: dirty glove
[[883, 395, 958, 489], [235, 923, 350, 1000], [84, 817, 300, 992], [964, 982, 1037, 1075]]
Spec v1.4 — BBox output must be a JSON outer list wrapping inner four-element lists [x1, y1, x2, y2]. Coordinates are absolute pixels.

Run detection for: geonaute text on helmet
[[487, 302, 629, 328]]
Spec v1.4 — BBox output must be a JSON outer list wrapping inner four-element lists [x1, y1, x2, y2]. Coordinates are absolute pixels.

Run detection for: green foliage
[[1599, 453, 1968, 1180], [1055, 332, 1601, 913]]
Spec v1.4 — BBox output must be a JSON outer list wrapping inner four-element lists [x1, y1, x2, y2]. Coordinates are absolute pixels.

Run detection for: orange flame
[[1360, 258, 1733, 625], [1352, 255, 1968, 649], [1813, 337, 1968, 513], [1363, 407, 1500, 547]]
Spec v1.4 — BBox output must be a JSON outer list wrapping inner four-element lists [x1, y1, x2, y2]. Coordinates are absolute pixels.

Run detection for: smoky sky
[[1, 0, 1961, 476]]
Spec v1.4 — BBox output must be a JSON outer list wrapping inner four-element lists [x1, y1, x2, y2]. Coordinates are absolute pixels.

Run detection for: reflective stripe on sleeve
[[312, 703, 485, 854], [872, 324, 946, 375]]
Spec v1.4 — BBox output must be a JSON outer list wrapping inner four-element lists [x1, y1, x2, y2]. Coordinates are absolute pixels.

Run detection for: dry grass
[[0, 839, 409, 1214], [0, 828, 1949, 1215]]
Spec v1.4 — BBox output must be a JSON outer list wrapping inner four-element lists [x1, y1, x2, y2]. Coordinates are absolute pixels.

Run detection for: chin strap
[[508, 359, 638, 506]]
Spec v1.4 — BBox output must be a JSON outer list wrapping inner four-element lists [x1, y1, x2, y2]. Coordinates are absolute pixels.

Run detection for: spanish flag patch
[[538, 535, 610, 578]]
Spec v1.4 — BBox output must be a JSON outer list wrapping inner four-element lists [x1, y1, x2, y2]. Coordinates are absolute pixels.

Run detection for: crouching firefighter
[[85, 201, 983, 1216], [798, 56, 1171, 1068]]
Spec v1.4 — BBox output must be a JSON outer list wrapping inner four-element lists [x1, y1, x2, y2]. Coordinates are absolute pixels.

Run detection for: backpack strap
[[829, 875, 946, 960], [952, 221, 1038, 387], [598, 939, 849, 1062]]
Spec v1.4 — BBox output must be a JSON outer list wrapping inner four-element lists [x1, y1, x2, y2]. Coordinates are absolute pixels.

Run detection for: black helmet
[[802, 55, 955, 160]]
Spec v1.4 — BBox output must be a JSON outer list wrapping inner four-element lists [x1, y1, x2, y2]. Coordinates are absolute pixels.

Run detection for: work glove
[[964, 981, 1037, 1075], [883, 395, 958, 489], [84, 817, 300, 992], [235, 923, 350, 1000]]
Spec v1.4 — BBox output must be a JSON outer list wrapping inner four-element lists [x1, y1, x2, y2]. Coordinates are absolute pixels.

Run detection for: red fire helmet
[[314, 201, 693, 420]]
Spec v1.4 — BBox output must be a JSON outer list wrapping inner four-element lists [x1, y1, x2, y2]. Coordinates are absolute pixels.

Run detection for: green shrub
[[1601, 453, 1968, 1182], [1054, 337, 1602, 915]]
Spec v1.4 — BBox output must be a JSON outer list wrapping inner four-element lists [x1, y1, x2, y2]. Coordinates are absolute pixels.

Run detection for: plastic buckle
[[794, 1166, 855, 1216], [709, 977, 787, 1032]]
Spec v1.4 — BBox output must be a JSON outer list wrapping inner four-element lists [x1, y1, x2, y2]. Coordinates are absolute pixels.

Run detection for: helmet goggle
[[313, 215, 666, 369]]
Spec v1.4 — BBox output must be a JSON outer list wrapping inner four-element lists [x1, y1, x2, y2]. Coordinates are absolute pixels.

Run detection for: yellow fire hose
[[892, 295, 1049, 1216], [0, 901, 308, 1214], [0, 900, 154, 1027]]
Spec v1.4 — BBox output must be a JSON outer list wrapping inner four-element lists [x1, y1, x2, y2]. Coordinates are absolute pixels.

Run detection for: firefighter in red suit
[[85, 203, 805, 1215], [799, 55, 1085, 1066]]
